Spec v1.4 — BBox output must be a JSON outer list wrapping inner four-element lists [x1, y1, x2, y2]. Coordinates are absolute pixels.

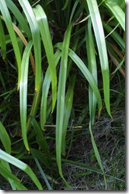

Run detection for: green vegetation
[[0, 0, 125, 190]]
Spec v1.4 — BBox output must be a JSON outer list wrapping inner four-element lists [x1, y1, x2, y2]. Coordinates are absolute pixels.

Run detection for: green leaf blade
[[20, 41, 33, 151], [0, 122, 11, 154], [40, 50, 61, 131], [34, 5, 57, 111], [86, 0, 111, 116], [105, 0, 125, 31], [0, 0, 22, 87], [62, 75, 76, 156], [18, 0, 42, 91], [0, 149, 43, 190], [6, 0, 31, 39], [68, 48, 102, 112], [86, 19, 98, 125], [56, 24, 72, 187]]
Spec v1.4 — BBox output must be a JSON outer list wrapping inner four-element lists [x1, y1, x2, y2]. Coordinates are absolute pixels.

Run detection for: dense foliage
[[0, 0, 125, 190]]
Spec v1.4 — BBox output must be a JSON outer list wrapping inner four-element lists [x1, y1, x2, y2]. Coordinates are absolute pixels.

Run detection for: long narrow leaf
[[86, 19, 97, 125], [33, 157, 52, 190], [0, 123, 16, 190], [34, 5, 57, 111], [103, 22, 125, 50], [104, 0, 125, 31], [40, 50, 61, 131], [26, 84, 42, 131], [18, 0, 43, 133], [56, 43, 102, 113], [56, 24, 72, 187], [61, 75, 76, 156], [0, 160, 24, 190], [69, 48, 102, 112], [6, 0, 31, 39], [86, 19, 106, 188], [0, 149, 43, 190], [86, 0, 111, 116], [0, 0, 21, 87], [20, 41, 33, 151], [0, 162, 28, 190], [89, 122, 107, 188], [31, 148, 50, 168], [18, 0, 42, 91], [30, 116, 52, 165], [0, 121, 11, 154]]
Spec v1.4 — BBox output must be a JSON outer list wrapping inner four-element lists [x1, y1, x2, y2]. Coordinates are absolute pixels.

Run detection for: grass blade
[[62, 0, 69, 10], [18, 0, 43, 132], [33, 156, 52, 190], [40, 50, 61, 131], [12, 23, 35, 73], [89, 122, 107, 188], [112, 57, 125, 76], [30, 116, 52, 165], [62, 75, 76, 156], [56, 24, 72, 187], [86, 19, 107, 188], [0, 163, 28, 190], [31, 148, 50, 168], [26, 84, 42, 131], [18, 0, 42, 92], [69, 1, 79, 23], [34, 5, 57, 111], [68, 48, 102, 113], [56, 43, 102, 113], [5, 0, 31, 39], [0, 121, 11, 154], [0, 122, 17, 190], [0, 149, 43, 190], [86, 0, 111, 116], [0, 160, 26, 190], [20, 41, 33, 151], [103, 22, 125, 50], [86, 19, 98, 125], [31, 148, 50, 170], [0, 71, 6, 91], [104, 0, 125, 31], [0, 0, 21, 87], [109, 51, 125, 78]]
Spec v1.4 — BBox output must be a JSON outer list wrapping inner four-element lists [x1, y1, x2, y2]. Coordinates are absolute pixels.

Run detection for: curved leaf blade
[[61, 75, 76, 156], [86, 19, 107, 188], [18, 0, 42, 91], [20, 41, 33, 151], [34, 5, 57, 111], [56, 24, 72, 188], [0, 149, 43, 190], [103, 22, 125, 51], [68, 48, 102, 112], [86, 0, 111, 116], [6, 0, 31, 39], [0, 122, 11, 154], [30, 116, 52, 165], [105, 0, 125, 31], [0, 161, 28, 190], [40, 50, 61, 131], [86, 19, 98, 125], [56, 43, 102, 114], [0, 0, 22, 87]]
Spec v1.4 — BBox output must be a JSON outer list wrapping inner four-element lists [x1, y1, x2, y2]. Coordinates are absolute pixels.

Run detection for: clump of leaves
[[0, 0, 125, 190]]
